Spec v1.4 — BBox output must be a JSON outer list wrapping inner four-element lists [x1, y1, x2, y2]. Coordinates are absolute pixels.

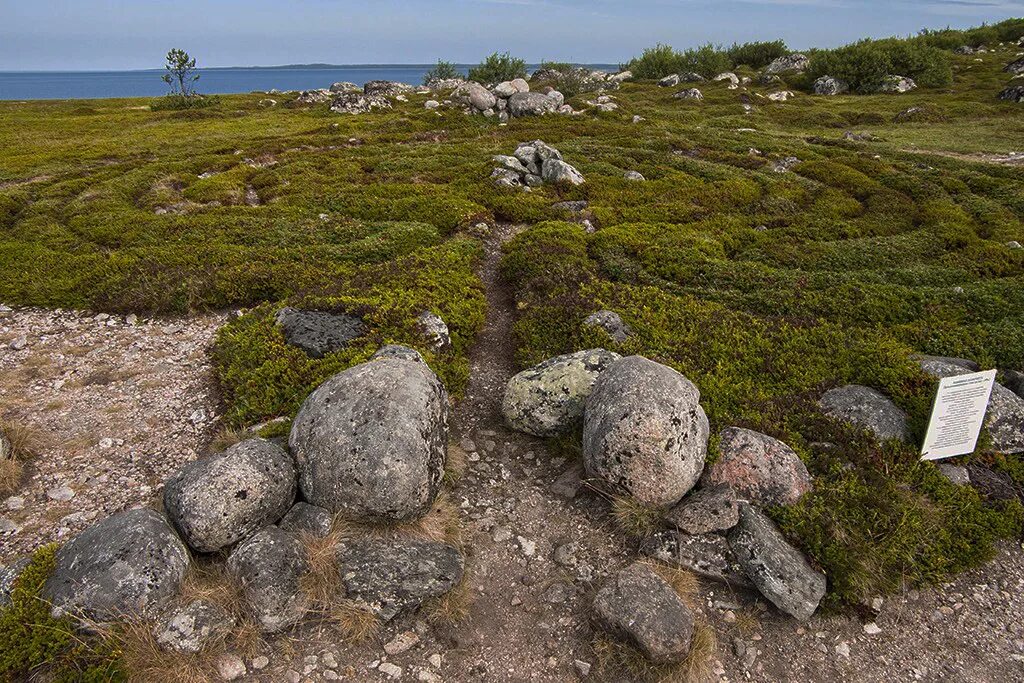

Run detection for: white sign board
[[920, 369, 997, 461]]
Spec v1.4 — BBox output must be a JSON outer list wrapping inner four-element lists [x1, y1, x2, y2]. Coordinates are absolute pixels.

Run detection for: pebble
[[492, 527, 512, 543], [251, 655, 269, 670], [384, 631, 420, 655], [863, 622, 882, 635], [46, 486, 75, 502], [322, 651, 339, 669], [215, 653, 246, 681], [4, 496, 25, 511], [836, 642, 851, 658], [379, 662, 403, 679], [574, 659, 592, 677], [518, 536, 536, 556], [428, 654, 442, 669]]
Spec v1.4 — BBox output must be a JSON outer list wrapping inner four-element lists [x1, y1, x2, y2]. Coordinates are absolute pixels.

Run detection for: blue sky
[[1, 0, 1022, 70]]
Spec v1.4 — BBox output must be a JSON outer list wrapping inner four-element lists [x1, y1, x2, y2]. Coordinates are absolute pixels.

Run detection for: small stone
[[492, 527, 512, 543], [863, 622, 882, 635], [518, 536, 537, 556], [836, 642, 851, 658], [9, 335, 27, 350], [323, 671, 340, 681], [384, 631, 420, 655], [574, 659, 592, 677], [251, 656, 270, 670], [322, 652, 339, 669], [429, 654, 442, 668], [379, 662, 403, 679], [215, 653, 247, 681], [46, 486, 75, 502]]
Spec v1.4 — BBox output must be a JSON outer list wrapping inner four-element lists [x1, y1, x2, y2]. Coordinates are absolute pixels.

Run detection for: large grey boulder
[[330, 81, 360, 94], [703, 427, 812, 506], [583, 356, 710, 508], [642, 530, 752, 588], [508, 92, 558, 117], [502, 349, 620, 438], [658, 74, 680, 87], [819, 385, 911, 443], [664, 484, 740, 535], [813, 76, 848, 96], [763, 53, 809, 76], [453, 82, 497, 112], [541, 159, 585, 186], [363, 80, 412, 97], [152, 599, 236, 653], [336, 538, 464, 621], [583, 310, 632, 343], [1004, 56, 1024, 75], [592, 562, 694, 664], [728, 504, 826, 621], [917, 357, 1024, 454], [289, 358, 449, 521], [226, 527, 310, 634], [1003, 369, 1024, 400], [0, 556, 30, 607], [278, 501, 333, 538], [43, 509, 190, 621], [275, 307, 367, 358], [164, 438, 296, 553]]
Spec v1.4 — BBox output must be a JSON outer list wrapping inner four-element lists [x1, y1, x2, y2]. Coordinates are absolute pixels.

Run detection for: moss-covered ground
[[2, 41, 1023, 618]]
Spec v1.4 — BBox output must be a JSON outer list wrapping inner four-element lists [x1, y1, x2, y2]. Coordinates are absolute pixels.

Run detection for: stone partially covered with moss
[[163, 438, 297, 553], [593, 562, 694, 664], [819, 385, 911, 444], [289, 357, 449, 521], [729, 504, 826, 621], [583, 356, 710, 508], [275, 307, 367, 359], [703, 427, 812, 507], [227, 527, 310, 634], [0, 557, 30, 608], [43, 509, 190, 622], [502, 349, 620, 437]]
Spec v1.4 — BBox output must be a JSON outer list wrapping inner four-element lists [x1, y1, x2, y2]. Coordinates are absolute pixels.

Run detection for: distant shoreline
[[0, 63, 618, 75]]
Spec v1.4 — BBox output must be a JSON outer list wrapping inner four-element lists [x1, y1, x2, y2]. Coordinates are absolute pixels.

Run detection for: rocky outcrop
[[813, 76, 849, 96], [763, 53, 809, 76], [583, 310, 633, 343], [703, 427, 812, 506], [1004, 56, 1024, 75], [43, 509, 190, 621], [295, 89, 332, 104], [674, 88, 704, 101], [289, 357, 449, 521], [729, 504, 826, 621], [767, 90, 796, 102], [451, 79, 570, 121], [0, 557, 30, 607], [819, 385, 911, 443], [226, 527, 310, 634], [508, 92, 559, 117], [502, 349, 620, 437], [593, 562, 694, 663], [275, 307, 367, 358], [542, 159, 586, 186], [417, 311, 451, 352], [330, 92, 392, 115], [336, 538, 464, 621], [659, 74, 680, 87], [664, 484, 740, 535], [491, 141, 584, 189], [879, 75, 917, 93], [583, 356, 710, 507], [329, 82, 360, 94], [152, 599, 236, 653], [363, 80, 414, 97], [163, 438, 297, 553], [999, 85, 1024, 103]]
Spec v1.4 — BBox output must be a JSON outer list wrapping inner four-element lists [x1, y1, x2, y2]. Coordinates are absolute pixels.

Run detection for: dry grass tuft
[[98, 619, 218, 683], [593, 620, 717, 683], [326, 599, 381, 643], [299, 530, 345, 611], [347, 493, 464, 548], [444, 442, 468, 486], [207, 427, 245, 454], [421, 570, 475, 626], [648, 561, 699, 604], [0, 458, 22, 497], [0, 417, 44, 495], [611, 495, 664, 539], [173, 563, 265, 657]]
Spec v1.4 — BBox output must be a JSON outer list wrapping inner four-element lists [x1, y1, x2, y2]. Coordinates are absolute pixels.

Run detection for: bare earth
[[1, 228, 1024, 682]]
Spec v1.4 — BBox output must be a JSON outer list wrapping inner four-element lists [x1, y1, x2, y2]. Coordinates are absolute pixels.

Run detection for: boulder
[[916, 357, 1024, 454], [547, 90, 565, 108], [502, 349, 621, 437], [552, 200, 589, 214], [493, 154, 529, 175], [1003, 369, 1024, 400], [372, 344, 426, 365], [1004, 56, 1024, 75], [583, 356, 710, 507], [609, 70, 633, 83], [330, 82, 360, 93], [275, 307, 367, 358], [879, 75, 917, 93], [226, 527, 310, 633], [453, 82, 497, 111], [295, 89, 331, 105], [680, 72, 705, 83], [491, 167, 523, 188], [937, 463, 970, 486], [0, 556, 30, 607], [508, 92, 558, 117], [278, 501, 333, 538], [767, 90, 795, 102], [664, 484, 740, 535], [510, 78, 530, 93], [592, 562, 694, 663], [674, 88, 704, 101], [525, 140, 563, 162], [813, 76, 848, 95], [967, 465, 1021, 501], [713, 72, 739, 88], [728, 504, 826, 621], [658, 74, 680, 87], [819, 385, 911, 443], [336, 538, 464, 621], [164, 438, 297, 553], [541, 159, 586, 186], [954, 46, 976, 55], [763, 53, 809, 76], [152, 599, 236, 653], [998, 85, 1024, 103], [583, 310, 633, 343], [330, 92, 392, 115], [289, 357, 449, 521], [703, 427, 812, 506], [642, 530, 752, 588], [492, 81, 518, 98], [417, 310, 451, 352], [43, 509, 190, 621], [623, 170, 646, 181], [363, 80, 412, 97]]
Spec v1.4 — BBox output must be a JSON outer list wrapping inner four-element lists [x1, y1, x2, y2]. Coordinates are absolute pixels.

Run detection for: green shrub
[[423, 60, 462, 84], [726, 40, 788, 69], [626, 43, 732, 80], [538, 60, 574, 73], [808, 38, 952, 92], [150, 94, 218, 111], [467, 52, 527, 84]]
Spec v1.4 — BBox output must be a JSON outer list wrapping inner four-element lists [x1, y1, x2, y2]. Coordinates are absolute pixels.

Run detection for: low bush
[[467, 52, 527, 84], [150, 94, 218, 111], [423, 60, 462, 84], [808, 38, 952, 92], [626, 43, 732, 80], [726, 40, 788, 69]]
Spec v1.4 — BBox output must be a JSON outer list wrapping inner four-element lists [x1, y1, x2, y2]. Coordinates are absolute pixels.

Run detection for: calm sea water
[[0, 65, 620, 101]]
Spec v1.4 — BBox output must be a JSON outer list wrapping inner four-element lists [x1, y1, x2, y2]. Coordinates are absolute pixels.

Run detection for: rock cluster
[[450, 79, 571, 121], [674, 88, 704, 101], [1004, 56, 1024, 75], [813, 76, 849, 95], [879, 75, 917, 93], [490, 141, 585, 189], [763, 53, 809, 77]]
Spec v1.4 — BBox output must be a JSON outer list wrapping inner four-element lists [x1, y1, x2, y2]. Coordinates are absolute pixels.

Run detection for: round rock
[[43, 508, 190, 621], [153, 599, 236, 653], [703, 427, 812, 506], [164, 438, 297, 553], [226, 527, 310, 634], [507, 92, 557, 117], [583, 356, 710, 508], [819, 385, 911, 443], [289, 357, 449, 521], [502, 349, 620, 437]]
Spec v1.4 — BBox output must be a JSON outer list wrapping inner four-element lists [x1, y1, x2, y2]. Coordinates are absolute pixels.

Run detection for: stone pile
[[3, 346, 464, 652], [490, 141, 586, 189], [449, 79, 573, 121]]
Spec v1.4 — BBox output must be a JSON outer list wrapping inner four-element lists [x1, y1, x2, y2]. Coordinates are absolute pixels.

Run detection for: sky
[[1, 0, 1023, 71]]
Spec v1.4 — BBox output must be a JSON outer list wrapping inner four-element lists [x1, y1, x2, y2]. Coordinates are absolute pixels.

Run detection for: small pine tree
[[162, 48, 200, 97]]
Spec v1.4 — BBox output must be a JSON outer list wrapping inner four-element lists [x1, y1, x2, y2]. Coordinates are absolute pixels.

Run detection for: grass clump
[[726, 40, 788, 69], [808, 37, 952, 92], [467, 51, 527, 84], [150, 94, 219, 112], [0, 418, 42, 496]]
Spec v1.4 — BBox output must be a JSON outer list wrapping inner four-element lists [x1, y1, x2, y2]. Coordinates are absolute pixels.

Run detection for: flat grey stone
[[227, 527, 310, 634], [275, 307, 367, 359], [819, 385, 911, 443]]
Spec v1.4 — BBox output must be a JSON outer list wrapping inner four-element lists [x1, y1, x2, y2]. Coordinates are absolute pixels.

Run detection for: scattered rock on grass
[[728, 504, 826, 621], [163, 438, 297, 553], [227, 527, 310, 634], [998, 85, 1024, 103], [502, 349, 620, 437], [43, 508, 190, 621], [289, 357, 449, 521], [659, 74, 680, 87], [153, 599, 237, 653], [819, 385, 911, 443], [675, 88, 704, 101], [593, 562, 695, 664], [275, 307, 367, 358], [879, 75, 917, 93], [336, 538, 464, 621], [703, 427, 812, 506], [1004, 56, 1024, 75], [417, 310, 451, 352], [763, 53, 809, 76], [583, 310, 633, 343], [330, 92, 392, 115], [583, 356, 710, 507]]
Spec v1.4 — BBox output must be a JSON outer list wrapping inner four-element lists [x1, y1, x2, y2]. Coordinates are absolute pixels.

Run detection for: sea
[[0, 64, 621, 101]]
